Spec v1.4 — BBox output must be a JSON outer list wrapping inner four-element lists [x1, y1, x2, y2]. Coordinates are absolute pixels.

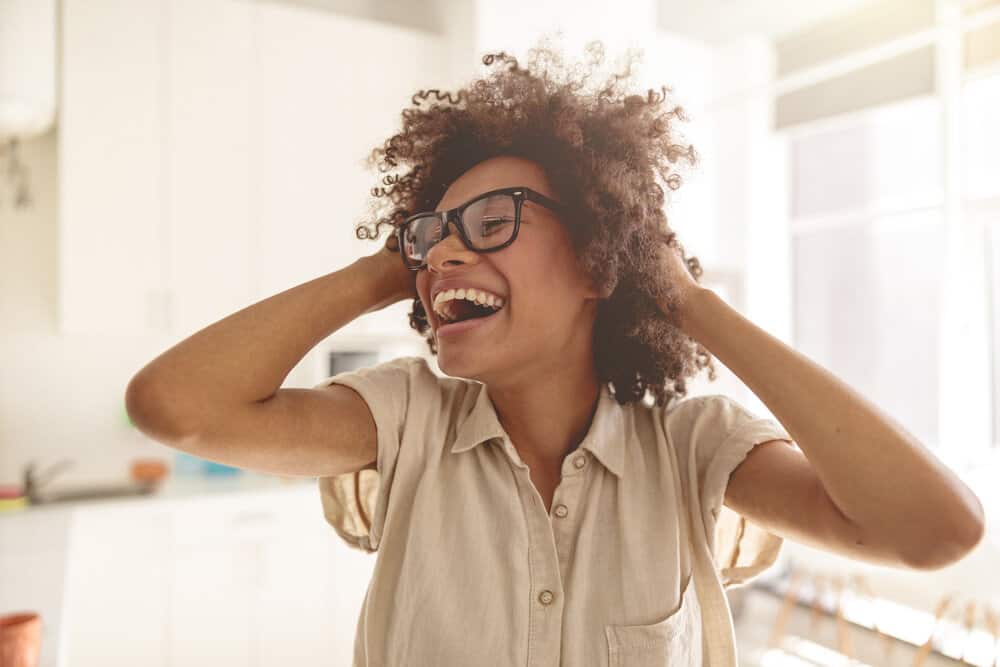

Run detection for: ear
[[573, 251, 615, 300], [583, 274, 615, 300]]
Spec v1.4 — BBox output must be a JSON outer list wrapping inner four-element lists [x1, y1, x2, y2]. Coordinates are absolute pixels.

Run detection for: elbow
[[903, 513, 987, 571], [125, 375, 197, 446]]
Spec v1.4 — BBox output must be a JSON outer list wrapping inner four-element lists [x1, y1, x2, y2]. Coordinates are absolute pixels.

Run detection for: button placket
[[511, 461, 564, 665], [550, 451, 590, 576]]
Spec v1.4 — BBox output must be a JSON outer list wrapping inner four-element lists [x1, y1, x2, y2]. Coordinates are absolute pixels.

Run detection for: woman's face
[[414, 155, 603, 384]]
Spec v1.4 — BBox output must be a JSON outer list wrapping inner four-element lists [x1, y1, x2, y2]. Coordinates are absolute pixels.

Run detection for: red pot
[[0, 612, 40, 667]]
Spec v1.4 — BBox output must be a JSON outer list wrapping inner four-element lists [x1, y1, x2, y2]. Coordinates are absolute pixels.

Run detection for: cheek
[[415, 273, 431, 306]]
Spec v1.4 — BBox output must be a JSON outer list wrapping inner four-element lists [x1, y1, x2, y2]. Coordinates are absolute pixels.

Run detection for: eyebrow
[[434, 189, 494, 214], [430, 186, 558, 217]]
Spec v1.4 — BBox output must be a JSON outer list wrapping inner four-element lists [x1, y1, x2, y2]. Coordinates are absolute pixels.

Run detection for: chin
[[435, 341, 489, 381]]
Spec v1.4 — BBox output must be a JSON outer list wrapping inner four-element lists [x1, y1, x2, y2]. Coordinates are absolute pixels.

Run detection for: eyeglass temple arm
[[523, 188, 563, 211]]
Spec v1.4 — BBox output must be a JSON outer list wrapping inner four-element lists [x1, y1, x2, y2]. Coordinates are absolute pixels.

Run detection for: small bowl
[[130, 459, 169, 486]]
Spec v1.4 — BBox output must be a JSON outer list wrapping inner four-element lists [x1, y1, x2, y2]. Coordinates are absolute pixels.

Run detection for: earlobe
[[576, 257, 615, 299], [590, 276, 615, 300]]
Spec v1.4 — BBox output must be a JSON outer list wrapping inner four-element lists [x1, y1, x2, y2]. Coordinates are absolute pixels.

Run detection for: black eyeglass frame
[[395, 186, 565, 271]]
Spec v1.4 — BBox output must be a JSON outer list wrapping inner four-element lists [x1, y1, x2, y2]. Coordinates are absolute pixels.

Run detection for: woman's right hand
[[363, 232, 419, 313]]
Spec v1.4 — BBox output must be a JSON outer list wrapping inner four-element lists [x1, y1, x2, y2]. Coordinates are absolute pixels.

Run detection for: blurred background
[[1, 0, 999, 664]]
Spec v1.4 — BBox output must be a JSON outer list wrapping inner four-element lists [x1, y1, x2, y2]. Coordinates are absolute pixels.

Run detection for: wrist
[[358, 250, 412, 314], [676, 286, 714, 338]]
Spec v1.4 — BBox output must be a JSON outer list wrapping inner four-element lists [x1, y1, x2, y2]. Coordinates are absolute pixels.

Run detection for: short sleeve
[[669, 394, 794, 589], [312, 355, 434, 553]]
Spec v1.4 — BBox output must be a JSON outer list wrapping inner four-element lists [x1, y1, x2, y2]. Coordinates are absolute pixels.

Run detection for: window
[[778, 0, 1000, 459], [787, 98, 945, 450], [792, 210, 945, 448]]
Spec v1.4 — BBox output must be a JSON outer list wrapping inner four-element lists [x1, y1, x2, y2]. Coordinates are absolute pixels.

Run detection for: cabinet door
[[59, 0, 168, 334], [166, 0, 256, 340], [255, 487, 373, 666], [168, 540, 256, 667], [62, 506, 171, 667], [168, 494, 280, 667], [250, 3, 448, 343]]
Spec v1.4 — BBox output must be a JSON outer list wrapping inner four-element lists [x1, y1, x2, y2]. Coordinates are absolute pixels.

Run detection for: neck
[[486, 350, 602, 471]]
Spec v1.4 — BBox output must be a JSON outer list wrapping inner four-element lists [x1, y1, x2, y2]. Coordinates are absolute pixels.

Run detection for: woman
[[127, 38, 986, 667]]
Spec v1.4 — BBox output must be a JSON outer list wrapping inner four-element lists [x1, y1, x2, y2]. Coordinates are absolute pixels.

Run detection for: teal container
[[174, 451, 203, 476], [202, 460, 243, 476], [174, 452, 243, 477]]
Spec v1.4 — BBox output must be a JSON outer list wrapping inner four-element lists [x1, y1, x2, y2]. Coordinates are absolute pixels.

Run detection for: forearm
[[676, 287, 986, 564], [127, 253, 394, 433]]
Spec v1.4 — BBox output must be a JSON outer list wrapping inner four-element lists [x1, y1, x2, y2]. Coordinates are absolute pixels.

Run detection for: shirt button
[[553, 504, 568, 518], [573, 455, 586, 469], [538, 590, 554, 605]]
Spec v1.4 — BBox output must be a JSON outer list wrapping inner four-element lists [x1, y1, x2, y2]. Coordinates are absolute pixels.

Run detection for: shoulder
[[337, 355, 493, 421], [657, 393, 778, 472], [318, 354, 440, 392], [661, 393, 762, 441]]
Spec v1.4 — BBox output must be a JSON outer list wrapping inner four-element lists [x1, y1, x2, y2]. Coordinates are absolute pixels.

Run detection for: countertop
[[2, 471, 314, 516]]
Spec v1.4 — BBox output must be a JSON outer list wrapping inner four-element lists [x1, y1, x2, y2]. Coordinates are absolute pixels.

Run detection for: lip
[[435, 307, 503, 338]]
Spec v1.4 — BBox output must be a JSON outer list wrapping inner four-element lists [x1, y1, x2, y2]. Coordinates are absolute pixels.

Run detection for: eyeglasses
[[395, 186, 564, 271]]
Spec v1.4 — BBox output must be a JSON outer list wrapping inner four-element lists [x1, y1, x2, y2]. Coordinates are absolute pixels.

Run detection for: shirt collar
[[450, 381, 625, 478]]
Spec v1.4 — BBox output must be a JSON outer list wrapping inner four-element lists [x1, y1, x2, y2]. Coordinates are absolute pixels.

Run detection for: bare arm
[[125, 237, 416, 478]]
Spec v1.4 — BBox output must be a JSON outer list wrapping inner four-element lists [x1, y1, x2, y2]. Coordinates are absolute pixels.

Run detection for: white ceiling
[[655, 0, 877, 44], [269, 0, 884, 47]]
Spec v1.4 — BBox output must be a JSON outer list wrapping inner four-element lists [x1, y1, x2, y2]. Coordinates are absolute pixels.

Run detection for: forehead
[[434, 155, 557, 213]]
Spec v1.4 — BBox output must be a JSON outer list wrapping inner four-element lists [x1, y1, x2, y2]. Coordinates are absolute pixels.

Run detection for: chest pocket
[[604, 573, 702, 667]]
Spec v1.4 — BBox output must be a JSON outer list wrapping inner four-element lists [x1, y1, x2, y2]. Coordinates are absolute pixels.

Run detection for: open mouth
[[433, 292, 507, 336]]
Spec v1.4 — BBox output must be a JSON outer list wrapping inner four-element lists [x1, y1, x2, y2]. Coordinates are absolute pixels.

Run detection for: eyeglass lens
[[401, 193, 517, 266]]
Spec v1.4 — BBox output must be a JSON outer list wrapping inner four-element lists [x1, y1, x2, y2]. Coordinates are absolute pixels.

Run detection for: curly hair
[[354, 35, 718, 408]]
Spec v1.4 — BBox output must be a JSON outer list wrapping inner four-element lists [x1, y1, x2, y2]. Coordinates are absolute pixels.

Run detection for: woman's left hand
[[656, 234, 703, 326]]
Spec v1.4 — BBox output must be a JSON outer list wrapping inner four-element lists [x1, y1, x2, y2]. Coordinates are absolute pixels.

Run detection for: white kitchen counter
[[6, 471, 313, 516], [0, 472, 326, 667]]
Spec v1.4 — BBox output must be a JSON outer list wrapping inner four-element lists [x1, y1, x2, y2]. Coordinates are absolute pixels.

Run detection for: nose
[[425, 217, 477, 272]]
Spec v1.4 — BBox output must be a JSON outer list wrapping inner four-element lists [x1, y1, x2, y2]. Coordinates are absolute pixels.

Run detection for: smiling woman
[[300, 34, 784, 667], [120, 8, 988, 663]]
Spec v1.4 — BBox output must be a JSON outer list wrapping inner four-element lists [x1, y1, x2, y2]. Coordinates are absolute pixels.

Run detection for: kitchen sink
[[32, 483, 157, 505], [24, 459, 161, 506]]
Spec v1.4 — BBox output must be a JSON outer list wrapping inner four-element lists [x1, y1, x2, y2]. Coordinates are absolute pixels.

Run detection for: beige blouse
[[315, 355, 794, 666]]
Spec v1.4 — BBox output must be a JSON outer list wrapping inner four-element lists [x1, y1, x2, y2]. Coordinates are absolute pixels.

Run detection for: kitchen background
[[2, 0, 999, 665]]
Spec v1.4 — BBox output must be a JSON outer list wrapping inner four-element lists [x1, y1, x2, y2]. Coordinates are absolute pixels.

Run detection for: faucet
[[23, 459, 75, 505]]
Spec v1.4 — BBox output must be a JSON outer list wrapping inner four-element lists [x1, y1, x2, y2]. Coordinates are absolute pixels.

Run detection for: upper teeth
[[433, 288, 505, 322]]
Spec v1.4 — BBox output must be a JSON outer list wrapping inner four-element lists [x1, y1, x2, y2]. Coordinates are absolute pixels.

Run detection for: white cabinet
[[61, 506, 172, 666], [164, 486, 374, 666], [248, 3, 447, 343], [255, 490, 344, 665], [58, 484, 370, 665], [164, 0, 255, 341], [59, 0, 446, 340], [168, 543, 255, 666], [59, 0, 255, 338], [59, 0, 168, 335]]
